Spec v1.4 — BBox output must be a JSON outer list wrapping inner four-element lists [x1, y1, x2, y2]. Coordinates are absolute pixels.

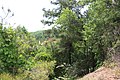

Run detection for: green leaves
[[56, 8, 78, 28], [0, 26, 39, 74], [0, 0, 119, 79], [35, 52, 52, 61]]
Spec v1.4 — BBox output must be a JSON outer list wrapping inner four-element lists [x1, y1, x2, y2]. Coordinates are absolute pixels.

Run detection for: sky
[[0, 0, 87, 32], [0, 0, 54, 32]]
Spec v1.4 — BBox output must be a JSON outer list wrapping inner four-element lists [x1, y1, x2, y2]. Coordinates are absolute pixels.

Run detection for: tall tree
[[41, 0, 81, 26]]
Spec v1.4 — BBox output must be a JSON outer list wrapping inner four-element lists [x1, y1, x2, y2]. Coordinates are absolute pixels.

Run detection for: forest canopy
[[0, 0, 120, 80]]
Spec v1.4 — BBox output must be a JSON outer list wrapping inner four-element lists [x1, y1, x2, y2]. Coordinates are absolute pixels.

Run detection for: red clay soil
[[78, 66, 120, 80]]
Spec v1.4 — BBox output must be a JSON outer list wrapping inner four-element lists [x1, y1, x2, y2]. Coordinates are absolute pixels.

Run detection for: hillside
[[78, 53, 120, 80], [78, 67, 120, 80]]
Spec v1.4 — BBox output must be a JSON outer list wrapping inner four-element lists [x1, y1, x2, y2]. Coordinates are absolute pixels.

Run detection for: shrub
[[0, 73, 14, 80], [35, 52, 52, 61], [18, 61, 56, 80]]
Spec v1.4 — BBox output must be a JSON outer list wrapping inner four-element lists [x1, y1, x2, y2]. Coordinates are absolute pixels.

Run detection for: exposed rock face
[[78, 66, 120, 80], [77, 47, 120, 80]]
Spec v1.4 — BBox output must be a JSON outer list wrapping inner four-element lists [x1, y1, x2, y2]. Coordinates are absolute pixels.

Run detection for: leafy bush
[[0, 73, 14, 80], [18, 61, 56, 80], [35, 52, 52, 61], [0, 73, 22, 80]]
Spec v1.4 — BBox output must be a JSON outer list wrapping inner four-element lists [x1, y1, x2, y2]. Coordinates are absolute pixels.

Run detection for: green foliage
[[0, 27, 21, 73], [0, 26, 37, 74], [0, 73, 22, 80], [0, 25, 56, 79], [30, 30, 45, 42], [0, 0, 119, 79], [0, 73, 15, 80], [18, 61, 56, 80], [42, 0, 120, 79], [0, 60, 56, 80], [31, 29, 55, 42], [35, 52, 52, 61], [41, 0, 80, 26]]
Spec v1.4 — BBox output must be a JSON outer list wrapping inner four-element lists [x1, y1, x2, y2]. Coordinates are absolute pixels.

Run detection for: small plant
[[17, 61, 56, 80], [103, 60, 117, 68], [0, 73, 15, 80], [113, 68, 120, 76]]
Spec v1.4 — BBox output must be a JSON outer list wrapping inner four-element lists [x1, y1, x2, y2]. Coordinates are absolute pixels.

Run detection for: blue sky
[[0, 0, 54, 32]]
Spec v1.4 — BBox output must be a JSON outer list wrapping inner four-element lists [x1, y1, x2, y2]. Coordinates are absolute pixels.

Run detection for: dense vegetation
[[0, 0, 120, 80]]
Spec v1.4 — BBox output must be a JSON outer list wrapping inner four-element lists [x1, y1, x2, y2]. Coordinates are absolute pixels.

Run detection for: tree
[[41, 0, 81, 26], [0, 26, 38, 74], [41, 0, 120, 78], [0, 7, 14, 26]]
